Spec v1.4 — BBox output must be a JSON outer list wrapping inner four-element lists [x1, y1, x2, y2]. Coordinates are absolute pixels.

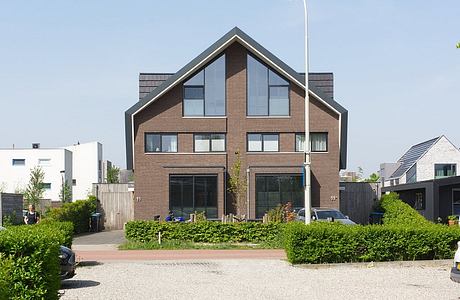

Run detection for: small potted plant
[[448, 215, 458, 226]]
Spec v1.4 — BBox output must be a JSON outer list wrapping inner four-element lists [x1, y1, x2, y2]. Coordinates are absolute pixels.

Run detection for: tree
[[59, 180, 72, 202], [365, 173, 380, 183], [23, 166, 45, 206], [227, 151, 247, 217], [106, 165, 120, 183], [457, 42, 460, 49]]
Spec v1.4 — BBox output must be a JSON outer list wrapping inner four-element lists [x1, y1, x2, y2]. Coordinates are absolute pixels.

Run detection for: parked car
[[296, 208, 356, 225], [451, 241, 460, 283], [0, 225, 76, 280]]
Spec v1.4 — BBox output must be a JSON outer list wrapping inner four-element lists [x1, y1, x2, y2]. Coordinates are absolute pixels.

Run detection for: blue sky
[[0, 0, 458, 176]]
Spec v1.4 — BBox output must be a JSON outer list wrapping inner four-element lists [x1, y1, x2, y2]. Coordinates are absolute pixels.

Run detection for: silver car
[[296, 207, 356, 225]]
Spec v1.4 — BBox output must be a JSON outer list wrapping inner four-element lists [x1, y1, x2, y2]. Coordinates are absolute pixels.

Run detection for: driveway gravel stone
[[60, 259, 459, 300]]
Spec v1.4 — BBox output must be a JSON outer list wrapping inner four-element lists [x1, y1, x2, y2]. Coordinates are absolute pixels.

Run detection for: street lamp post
[[303, 0, 312, 225]]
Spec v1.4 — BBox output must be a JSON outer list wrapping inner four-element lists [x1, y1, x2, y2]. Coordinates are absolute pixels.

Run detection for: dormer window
[[183, 55, 225, 117]]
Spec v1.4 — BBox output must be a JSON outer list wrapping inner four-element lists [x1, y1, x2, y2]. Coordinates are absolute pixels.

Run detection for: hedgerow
[[284, 192, 460, 264], [0, 224, 68, 300], [125, 221, 284, 246]]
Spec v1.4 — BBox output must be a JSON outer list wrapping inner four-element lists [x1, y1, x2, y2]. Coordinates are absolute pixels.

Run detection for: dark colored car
[[0, 226, 76, 280], [59, 245, 76, 280]]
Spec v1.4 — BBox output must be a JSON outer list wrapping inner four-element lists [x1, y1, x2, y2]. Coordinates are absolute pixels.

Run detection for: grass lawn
[[119, 240, 282, 250]]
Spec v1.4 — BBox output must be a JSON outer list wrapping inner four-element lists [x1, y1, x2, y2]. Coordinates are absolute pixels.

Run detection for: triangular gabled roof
[[390, 136, 442, 179], [125, 27, 348, 170]]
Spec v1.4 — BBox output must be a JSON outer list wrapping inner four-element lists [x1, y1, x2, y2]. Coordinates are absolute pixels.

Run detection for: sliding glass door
[[169, 175, 218, 219]]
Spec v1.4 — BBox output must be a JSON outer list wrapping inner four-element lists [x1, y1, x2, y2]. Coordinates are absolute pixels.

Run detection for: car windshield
[[316, 210, 345, 220]]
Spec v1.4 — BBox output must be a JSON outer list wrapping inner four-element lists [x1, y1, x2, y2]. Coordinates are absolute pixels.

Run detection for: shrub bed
[[46, 196, 96, 234], [285, 192, 460, 264], [125, 221, 284, 247], [0, 224, 68, 300]]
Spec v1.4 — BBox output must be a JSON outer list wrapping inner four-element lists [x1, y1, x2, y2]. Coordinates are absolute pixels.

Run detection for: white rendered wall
[[416, 136, 460, 182], [0, 149, 72, 201], [65, 142, 102, 201]]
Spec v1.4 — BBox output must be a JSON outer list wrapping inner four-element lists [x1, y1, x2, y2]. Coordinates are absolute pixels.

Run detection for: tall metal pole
[[303, 0, 312, 225]]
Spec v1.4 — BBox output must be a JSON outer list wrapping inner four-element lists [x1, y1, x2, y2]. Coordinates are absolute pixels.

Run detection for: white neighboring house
[[0, 145, 72, 201], [65, 142, 103, 200], [0, 142, 103, 202], [381, 136, 460, 187]]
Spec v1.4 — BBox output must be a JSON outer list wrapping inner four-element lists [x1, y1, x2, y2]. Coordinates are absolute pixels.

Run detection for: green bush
[[46, 196, 96, 234], [380, 192, 430, 226], [285, 222, 460, 264], [0, 225, 65, 300], [38, 220, 74, 248], [125, 221, 284, 246], [285, 193, 460, 264]]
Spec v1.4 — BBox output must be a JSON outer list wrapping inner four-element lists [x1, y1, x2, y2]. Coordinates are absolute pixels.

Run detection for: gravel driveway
[[60, 260, 459, 300]]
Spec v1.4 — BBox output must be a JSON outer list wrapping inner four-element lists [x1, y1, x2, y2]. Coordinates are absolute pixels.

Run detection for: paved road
[[60, 259, 459, 300]]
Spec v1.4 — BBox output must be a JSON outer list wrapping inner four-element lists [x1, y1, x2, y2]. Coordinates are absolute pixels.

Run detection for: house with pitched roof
[[381, 136, 460, 221], [125, 27, 348, 220]]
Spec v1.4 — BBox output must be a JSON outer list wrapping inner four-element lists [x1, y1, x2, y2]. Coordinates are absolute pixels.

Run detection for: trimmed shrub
[[125, 221, 284, 246], [38, 220, 74, 248], [284, 222, 460, 264], [0, 225, 65, 300], [285, 193, 460, 264], [46, 196, 96, 234], [380, 192, 430, 226]]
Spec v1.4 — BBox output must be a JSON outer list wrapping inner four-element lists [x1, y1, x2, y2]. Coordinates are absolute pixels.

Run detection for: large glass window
[[194, 134, 225, 152], [435, 164, 457, 179], [296, 133, 328, 152], [247, 54, 289, 116], [255, 174, 303, 218], [247, 134, 279, 152], [406, 164, 417, 183], [169, 175, 218, 218], [183, 55, 225, 116], [145, 133, 177, 153]]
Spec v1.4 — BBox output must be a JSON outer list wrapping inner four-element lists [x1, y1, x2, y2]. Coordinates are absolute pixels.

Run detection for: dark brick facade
[[132, 41, 342, 220]]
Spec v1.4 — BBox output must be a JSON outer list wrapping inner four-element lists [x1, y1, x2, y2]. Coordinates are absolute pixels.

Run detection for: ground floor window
[[453, 190, 460, 215], [255, 174, 303, 218], [169, 175, 218, 219]]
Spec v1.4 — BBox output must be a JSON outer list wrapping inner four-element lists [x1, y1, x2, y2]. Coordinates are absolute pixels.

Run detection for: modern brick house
[[125, 27, 348, 220]]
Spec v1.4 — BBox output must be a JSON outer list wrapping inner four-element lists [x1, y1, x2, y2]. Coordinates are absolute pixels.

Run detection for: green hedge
[[0, 224, 67, 300], [285, 193, 460, 264], [125, 221, 284, 246], [38, 220, 74, 248], [380, 192, 430, 226], [46, 196, 96, 234], [285, 222, 460, 264]]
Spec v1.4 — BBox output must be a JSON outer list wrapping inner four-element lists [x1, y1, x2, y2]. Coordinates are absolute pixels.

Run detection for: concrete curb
[[293, 259, 453, 269]]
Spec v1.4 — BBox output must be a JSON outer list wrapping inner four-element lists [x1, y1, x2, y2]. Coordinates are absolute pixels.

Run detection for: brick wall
[[133, 41, 340, 220]]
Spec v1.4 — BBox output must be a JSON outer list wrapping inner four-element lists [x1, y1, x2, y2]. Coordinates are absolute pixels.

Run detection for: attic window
[[183, 54, 225, 117], [247, 54, 289, 116]]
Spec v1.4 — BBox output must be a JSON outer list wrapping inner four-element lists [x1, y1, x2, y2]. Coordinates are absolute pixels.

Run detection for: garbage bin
[[90, 213, 102, 232]]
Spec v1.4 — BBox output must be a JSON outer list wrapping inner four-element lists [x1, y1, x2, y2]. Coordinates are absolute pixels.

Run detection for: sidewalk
[[75, 249, 287, 262]]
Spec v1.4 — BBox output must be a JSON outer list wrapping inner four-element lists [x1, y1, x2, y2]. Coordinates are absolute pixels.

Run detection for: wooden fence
[[93, 184, 134, 230], [339, 182, 380, 224]]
